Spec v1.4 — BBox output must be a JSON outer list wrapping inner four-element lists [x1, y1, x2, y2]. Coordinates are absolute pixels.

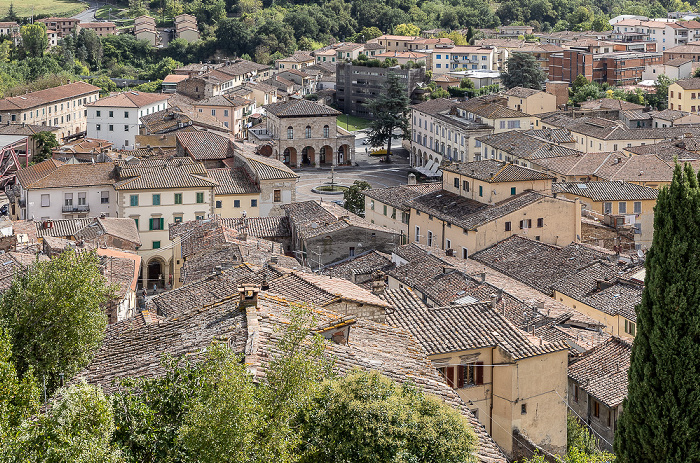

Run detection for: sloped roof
[[0, 82, 99, 111], [363, 183, 442, 211], [568, 337, 631, 407], [442, 160, 554, 182], [74, 217, 142, 247], [177, 132, 235, 160], [21, 162, 115, 189], [207, 168, 259, 195], [553, 181, 659, 201], [387, 300, 568, 360], [263, 99, 340, 117], [75, 291, 507, 462], [114, 157, 218, 190], [87, 91, 169, 108], [15, 159, 62, 188]]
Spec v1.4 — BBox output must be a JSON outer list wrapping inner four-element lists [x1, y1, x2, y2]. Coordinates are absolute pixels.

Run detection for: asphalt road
[[295, 163, 412, 202]]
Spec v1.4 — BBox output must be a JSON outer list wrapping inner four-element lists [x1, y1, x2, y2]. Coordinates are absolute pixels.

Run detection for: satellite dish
[[637, 249, 644, 258]]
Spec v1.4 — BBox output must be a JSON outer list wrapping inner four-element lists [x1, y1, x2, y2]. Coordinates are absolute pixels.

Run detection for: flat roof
[[0, 135, 27, 147]]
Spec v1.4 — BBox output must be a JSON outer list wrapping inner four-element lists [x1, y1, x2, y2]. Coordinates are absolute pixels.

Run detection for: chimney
[[490, 293, 498, 308], [596, 278, 614, 292], [371, 278, 385, 295], [214, 265, 223, 275], [238, 285, 260, 310], [479, 272, 486, 283]]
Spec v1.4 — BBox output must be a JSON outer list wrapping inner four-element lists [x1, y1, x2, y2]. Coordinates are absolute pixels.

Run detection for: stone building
[[568, 337, 631, 452], [248, 99, 355, 167], [282, 200, 402, 266]]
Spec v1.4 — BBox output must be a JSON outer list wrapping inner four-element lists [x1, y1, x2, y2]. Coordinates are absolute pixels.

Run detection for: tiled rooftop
[[443, 160, 555, 182], [363, 183, 442, 211], [568, 337, 631, 407], [552, 181, 659, 201]]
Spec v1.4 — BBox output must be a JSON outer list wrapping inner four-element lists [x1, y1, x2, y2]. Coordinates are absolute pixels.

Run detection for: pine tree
[[615, 163, 700, 462], [364, 71, 410, 163], [501, 52, 546, 90]]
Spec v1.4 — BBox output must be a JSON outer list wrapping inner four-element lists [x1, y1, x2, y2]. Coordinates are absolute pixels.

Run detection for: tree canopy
[[615, 163, 700, 463], [365, 71, 410, 161], [343, 180, 372, 217], [501, 52, 546, 90], [0, 250, 115, 393]]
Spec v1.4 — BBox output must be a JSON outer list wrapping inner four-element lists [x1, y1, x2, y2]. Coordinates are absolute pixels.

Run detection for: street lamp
[[109, 8, 112, 21]]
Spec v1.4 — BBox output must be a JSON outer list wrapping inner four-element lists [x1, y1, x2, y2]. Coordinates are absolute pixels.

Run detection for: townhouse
[[79, 21, 117, 37], [364, 181, 442, 238], [503, 87, 557, 115], [407, 160, 581, 258], [8, 159, 116, 221], [568, 337, 631, 452], [113, 157, 218, 288], [275, 50, 314, 70], [37, 17, 79, 37], [428, 45, 497, 74], [553, 181, 658, 249], [86, 92, 170, 150], [667, 78, 700, 112], [475, 131, 583, 169], [410, 98, 493, 167], [134, 15, 158, 46], [385, 294, 568, 459], [175, 59, 271, 100], [0, 81, 100, 141], [174, 14, 199, 42], [193, 94, 256, 137], [367, 34, 420, 53]]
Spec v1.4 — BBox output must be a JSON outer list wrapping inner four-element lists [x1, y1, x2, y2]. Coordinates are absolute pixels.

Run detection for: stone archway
[[302, 146, 315, 166], [423, 152, 428, 165], [283, 147, 297, 166], [417, 149, 423, 166], [338, 144, 351, 165], [320, 145, 333, 166], [147, 257, 166, 289]]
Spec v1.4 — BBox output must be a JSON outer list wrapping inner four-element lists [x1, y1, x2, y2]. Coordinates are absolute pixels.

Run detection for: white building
[[9, 160, 116, 221], [86, 92, 170, 150], [426, 46, 497, 74]]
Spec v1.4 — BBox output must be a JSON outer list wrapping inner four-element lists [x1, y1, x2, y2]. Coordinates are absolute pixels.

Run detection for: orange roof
[[87, 92, 169, 108]]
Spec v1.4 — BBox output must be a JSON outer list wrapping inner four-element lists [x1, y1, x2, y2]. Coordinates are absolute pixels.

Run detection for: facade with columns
[[248, 100, 355, 168]]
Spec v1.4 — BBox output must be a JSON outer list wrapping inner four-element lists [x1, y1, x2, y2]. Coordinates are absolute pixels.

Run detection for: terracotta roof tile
[[552, 181, 659, 201], [569, 337, 631, 407], [87, 91, 169, 108]]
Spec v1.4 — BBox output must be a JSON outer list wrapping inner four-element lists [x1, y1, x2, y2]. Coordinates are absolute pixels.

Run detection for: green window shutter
[[133, 218, 139, 230], [159, 218, 164, 229], [149, 218, 154, 230]]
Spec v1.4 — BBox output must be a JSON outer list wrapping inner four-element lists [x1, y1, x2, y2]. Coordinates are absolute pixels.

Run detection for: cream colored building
[[368, 34, 420, 53], [553, 181, 658, 249], [0, 81, 100, 141], [193, 94, 256, 138], [385, 292, 569, 459], [363, 181, 442, 238], [504, 87, 557, 115], [114, 157, 217, 289], [407, 160, 581, 258], [668, 77, 700, 112]]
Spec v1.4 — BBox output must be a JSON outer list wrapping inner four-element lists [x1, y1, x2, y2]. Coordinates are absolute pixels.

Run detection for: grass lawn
[[0, 0, 87, 18], [95, 5, 129, 20], [337, 114, 371, 131]]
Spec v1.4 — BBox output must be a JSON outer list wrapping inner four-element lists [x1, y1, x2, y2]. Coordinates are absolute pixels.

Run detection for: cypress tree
[[615, 163, 700, 462]]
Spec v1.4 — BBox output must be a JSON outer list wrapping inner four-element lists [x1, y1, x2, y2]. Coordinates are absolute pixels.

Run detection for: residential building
[[364, 181, 442, 237], [78, 21, 117, 36], [242, 81, 278, 106], [427, 46, 497, 74], [662, 42, 700, 61], [138, 105, 230, 148], [372, 51, 430, 67], [175, 60, 271, 100], [8, 159, 116, 221], [499, 25, 534, 37], [86, 91, 170, 150], [409, 98, 493, 167], [282, 200, 402, 266], [334, 42, 365, 60], [193, 94, 255, 137], [113, 157, 218, 288], [650, 108, 700, 125], [552, 262, 643, 337], [0, 22, 20, 45], [552, 181, 658, 248], [503, 87, 557, 115], [548, 49, 662, 85], [161, 74, 188, 93], [385, 295, 568, 459], [277, 69, 317, 96], [667, 78, 700, 112], [367, 35, 420, 53], [336, 62, 425, 117], [568, 337, 631, 452], [134, 16, 159, 46], [37, 17, 79, 37], [475, 131, 582, 168], [174, 14, 199, 42], [275, 51, 314, 70], [314, 48, 337, 64], [408, 160, 580, 257], [248, 99, 355, 167], [0, 81, 100, 141], [642, 57, 694, 81]]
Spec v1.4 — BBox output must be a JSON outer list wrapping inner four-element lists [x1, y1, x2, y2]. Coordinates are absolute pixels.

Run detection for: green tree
[[350, 26, 383, 42], [0, 328, 39, 451], [615, 163, 700, 463], [179, 303, 331, 462], [15, 381, 122, 462], [30, 131, 59, 164], [6, 3, 17, 21], [90, 75, 117, 95], [0, 250, 115, 393], [394, 23, 420, 36], [647, 74, 673, 110], [343, 180, 371, 217], [297, 370, 477, 463], [365, 71, 410, 162], [501, 52, 546, 89], [20, 23, 48, 58], [460, 78, 475, 89]]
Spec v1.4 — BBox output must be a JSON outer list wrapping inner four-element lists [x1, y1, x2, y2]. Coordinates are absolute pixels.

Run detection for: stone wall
[[306, 225, 400, 266]]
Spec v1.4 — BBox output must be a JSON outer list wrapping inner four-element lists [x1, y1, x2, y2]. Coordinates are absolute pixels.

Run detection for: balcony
[[62, 204, 90, 213]]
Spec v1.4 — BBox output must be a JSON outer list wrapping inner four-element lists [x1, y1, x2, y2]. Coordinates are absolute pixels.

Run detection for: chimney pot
[[238, 284, 260, 309]]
